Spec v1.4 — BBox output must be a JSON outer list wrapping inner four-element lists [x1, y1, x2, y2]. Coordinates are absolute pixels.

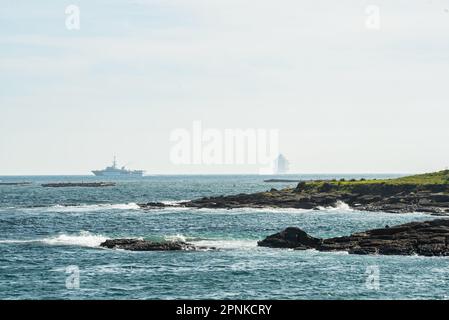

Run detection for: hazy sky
[[1, 0, 449, 175]]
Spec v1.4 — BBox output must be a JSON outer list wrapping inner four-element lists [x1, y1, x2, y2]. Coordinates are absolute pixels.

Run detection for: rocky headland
[[258, 219, 449, 256], [139, 170, 449, 215]]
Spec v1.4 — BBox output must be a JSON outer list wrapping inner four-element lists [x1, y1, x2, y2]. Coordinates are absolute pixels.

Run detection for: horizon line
[[0, 172, 413, 177]]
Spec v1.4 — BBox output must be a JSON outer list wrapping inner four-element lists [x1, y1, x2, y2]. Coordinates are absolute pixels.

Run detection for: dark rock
[[258, 219, 449, 256], [100, 239, 195, 251], [257, 227, 322, 249], [318, 183, 334, 192], [42, 182, 116, 188], [294, 181, 307, 192], [138, 202, 167, 209], [0, 182, 32, 186], [429, 194, 449, 203]]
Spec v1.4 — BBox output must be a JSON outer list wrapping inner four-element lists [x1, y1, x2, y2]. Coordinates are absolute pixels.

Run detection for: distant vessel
[[274, 154, 289, 174], [92, 157, 145, 177]]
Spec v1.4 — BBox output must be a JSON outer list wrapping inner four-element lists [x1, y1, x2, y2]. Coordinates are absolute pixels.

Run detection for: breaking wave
[[160, 200, 189, 206], [144, 203, 352, 214], [317, 201, 352, 211], [164, 233, 188, 242], [24, 203, 140, 212], [0, 231, 109, 248], [147, 206, 313, 215], [41, 231, 109, 247], [0, 232, 257, 251], [190, 238, 258, 250]]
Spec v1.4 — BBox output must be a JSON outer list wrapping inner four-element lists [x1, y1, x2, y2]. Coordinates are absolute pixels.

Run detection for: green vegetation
[[306, 170, 449, 186], [389, 170, 449, 185], [295, 170, 449, 194]]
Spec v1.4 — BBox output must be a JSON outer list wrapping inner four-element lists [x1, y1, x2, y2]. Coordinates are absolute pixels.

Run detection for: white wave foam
[[0, 206, 15, 211], [335, 201, 351, 210], [192, 239, 257, 250], [42, 231, 109, 247], [0, 231, 109, 248], [0, 232, 257, 251], [160, 232, 258, 250], [190, 207, 312, 215], [27, 203, 140, 213], [164, 233, 187, 242], [318, 201, 353, 211], [139, 206, 314, 217], [0, 239, 34, 244], [160, 200, 189, 206]]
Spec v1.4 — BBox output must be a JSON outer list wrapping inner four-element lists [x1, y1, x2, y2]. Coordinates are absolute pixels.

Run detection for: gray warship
[[92, 157, 145, 177]]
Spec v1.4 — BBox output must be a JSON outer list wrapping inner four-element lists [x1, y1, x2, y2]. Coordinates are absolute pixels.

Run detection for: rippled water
[[0, 174, 448, 299]]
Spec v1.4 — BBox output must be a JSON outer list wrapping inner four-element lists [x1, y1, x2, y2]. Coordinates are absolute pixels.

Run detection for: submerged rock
[[258, 219, 449, 256]]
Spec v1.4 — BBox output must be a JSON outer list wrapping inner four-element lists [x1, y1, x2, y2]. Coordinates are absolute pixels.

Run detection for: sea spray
[[0, 231, 109, 248]]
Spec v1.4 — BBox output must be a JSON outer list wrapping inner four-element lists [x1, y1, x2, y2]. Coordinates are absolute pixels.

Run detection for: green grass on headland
[[297, 170, 449, 194], [308, 170, 449, 186], [388, 170, 449, 185]]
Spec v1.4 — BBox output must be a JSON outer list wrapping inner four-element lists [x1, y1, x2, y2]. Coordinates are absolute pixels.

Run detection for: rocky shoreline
[[193, 187, 449, 214], [134, 171, 449, 256], [138, 181, 449, 215], [101, 220, 449, 256], [258, 219, 449, 256]]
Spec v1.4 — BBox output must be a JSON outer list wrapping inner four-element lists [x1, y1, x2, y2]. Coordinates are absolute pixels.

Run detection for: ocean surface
[[0, 174, 448, 300]]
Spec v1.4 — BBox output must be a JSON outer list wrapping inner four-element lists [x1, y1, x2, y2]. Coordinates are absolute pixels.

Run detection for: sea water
[[0, 174, 448, 299]]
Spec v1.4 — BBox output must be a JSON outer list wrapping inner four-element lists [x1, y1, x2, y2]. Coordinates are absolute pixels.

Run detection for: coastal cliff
[[139, 170, 449, 215]]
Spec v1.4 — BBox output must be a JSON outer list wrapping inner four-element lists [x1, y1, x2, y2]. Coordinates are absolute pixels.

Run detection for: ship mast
[[113, 155, 117, 168]]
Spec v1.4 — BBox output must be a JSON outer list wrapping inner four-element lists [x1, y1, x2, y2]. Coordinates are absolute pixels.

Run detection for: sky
[[1, 0, 449, 175]]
